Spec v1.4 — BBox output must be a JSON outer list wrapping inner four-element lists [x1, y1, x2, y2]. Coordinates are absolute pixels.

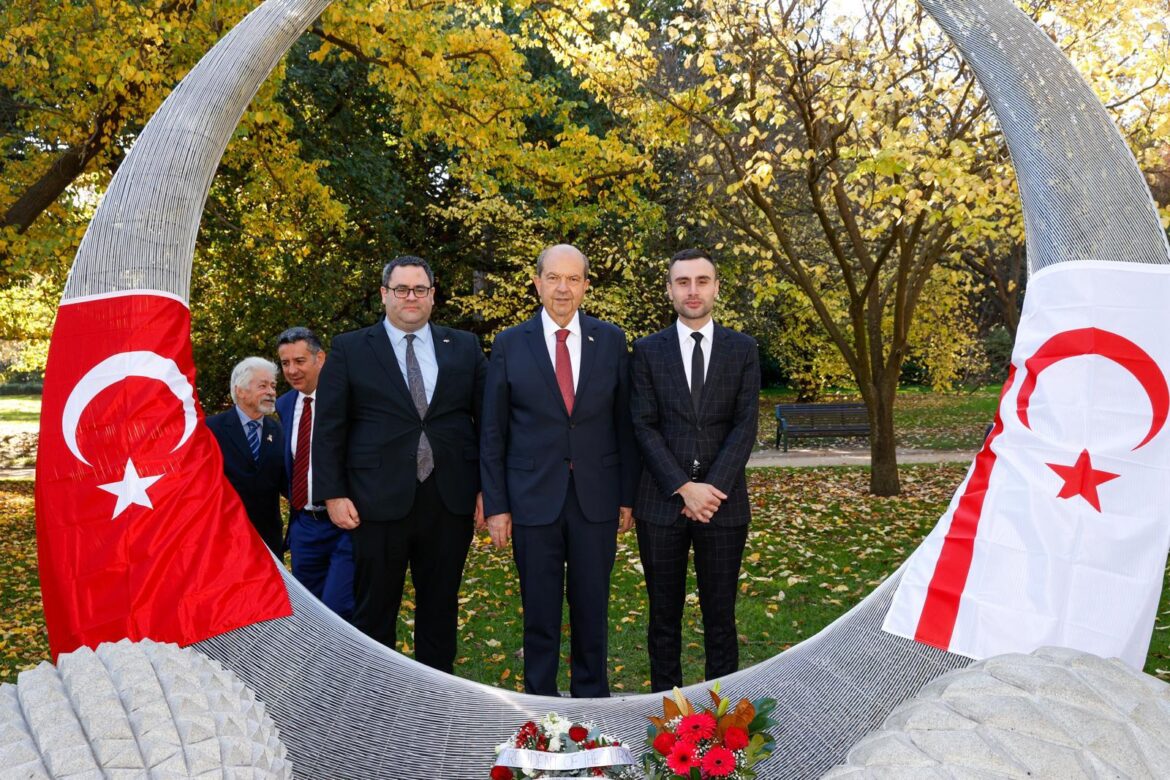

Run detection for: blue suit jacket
[[480, 311, 640, 525], [275, 390, 299, 502]]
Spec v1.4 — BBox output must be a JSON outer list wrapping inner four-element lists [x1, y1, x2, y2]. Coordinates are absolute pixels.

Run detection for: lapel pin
[[588, 336, 595, 342], [443, 338, 451, 343], [266, 434, 273, 443]]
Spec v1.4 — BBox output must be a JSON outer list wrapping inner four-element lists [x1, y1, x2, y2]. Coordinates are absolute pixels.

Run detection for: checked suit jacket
[[630, 323, 760, 527]]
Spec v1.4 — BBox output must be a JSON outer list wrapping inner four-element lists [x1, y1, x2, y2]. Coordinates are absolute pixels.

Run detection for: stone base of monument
[[0, 639, 290, 778], [4, 640, 1169, 778], [823, 646, 1170, 778]]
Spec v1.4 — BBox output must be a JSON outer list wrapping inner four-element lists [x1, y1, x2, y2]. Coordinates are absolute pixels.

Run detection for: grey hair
[[535, 244, 589, 277], [229, 356, 277, 404]]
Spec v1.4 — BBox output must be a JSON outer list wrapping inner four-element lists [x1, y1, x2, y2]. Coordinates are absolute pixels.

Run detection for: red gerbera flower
[[490, 766, 514, 780], [666, 740, 698, 775], [653, 731, 678, 755], [569, 724, 589, 743], [677, 712, 717, 742], [701, 746, 737, 777], [723, 726, 750, 751]]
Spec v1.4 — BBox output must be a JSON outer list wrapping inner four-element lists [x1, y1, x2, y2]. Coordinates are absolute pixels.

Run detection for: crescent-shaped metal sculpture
[[38, 0, 1170, 777]]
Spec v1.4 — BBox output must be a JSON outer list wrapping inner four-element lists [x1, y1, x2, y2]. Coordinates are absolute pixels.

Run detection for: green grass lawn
[[4, 465, 1168, 691], [0, 396, 40, 468], [0, 396, 41, 426]]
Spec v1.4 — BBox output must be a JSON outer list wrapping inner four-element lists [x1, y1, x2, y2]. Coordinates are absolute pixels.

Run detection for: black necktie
[[690, 332, 704, 414]]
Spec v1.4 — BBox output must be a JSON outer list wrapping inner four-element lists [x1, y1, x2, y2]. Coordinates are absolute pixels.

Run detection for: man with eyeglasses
[[481, 244, 641, 698], [313, 256, 487, 672]]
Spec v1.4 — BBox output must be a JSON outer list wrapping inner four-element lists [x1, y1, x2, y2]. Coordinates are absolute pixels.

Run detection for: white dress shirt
[[289, 389, 318, 510], [384, 319, 437, 403], [677, 317, 715, 387], [541, 308, 582, 390]]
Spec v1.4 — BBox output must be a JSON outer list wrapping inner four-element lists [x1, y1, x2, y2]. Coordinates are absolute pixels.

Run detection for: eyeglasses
[[386, 285, 433, 299]]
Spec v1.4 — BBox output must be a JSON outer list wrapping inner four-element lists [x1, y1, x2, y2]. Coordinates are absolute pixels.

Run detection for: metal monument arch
[[42, 0, 1170, 776]]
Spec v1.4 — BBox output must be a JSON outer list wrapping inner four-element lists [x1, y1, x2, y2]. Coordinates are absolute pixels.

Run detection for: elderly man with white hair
[[206, 356, 286, 556]]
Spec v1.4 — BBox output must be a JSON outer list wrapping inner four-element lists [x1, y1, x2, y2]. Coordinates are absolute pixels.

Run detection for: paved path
[[0, 449, 977, 482], [747, 447, 976, 468]]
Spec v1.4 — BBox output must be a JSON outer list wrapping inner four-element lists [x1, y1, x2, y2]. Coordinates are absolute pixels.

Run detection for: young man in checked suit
[[630, 248, 761, 692]]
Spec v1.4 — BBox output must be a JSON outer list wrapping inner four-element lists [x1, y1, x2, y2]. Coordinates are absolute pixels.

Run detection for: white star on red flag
[[97, 458, 163, 519]]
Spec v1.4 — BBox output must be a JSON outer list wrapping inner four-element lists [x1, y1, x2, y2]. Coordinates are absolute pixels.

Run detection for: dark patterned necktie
[[291, 396, 312, 509], [690, 332, 705, 414], [555, 328, 575, 415], [246, 419, 261, 461], [405, 334, 434, 481]]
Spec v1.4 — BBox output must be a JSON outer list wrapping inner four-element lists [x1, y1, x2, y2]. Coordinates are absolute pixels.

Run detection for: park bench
[[775, 402, 870, 451]]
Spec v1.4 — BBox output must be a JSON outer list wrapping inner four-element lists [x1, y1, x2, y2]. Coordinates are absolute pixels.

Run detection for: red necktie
[[291, 396, 312, 510], [555, 328, 575, 415]]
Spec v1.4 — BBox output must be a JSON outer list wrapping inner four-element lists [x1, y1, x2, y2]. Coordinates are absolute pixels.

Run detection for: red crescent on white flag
[[1016, 327, 1169, 449]]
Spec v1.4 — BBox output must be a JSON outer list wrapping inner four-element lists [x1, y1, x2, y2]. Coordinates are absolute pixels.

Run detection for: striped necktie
[[246, 419, 261, 461]]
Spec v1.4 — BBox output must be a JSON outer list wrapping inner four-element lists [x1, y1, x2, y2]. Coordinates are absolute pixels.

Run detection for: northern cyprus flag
[[884, 261, 1170, 669]]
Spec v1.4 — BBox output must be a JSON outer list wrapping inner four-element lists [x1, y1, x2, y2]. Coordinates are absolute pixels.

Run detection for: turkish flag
[[36, 291, 291, 659], [884, 262, 1170, 669]]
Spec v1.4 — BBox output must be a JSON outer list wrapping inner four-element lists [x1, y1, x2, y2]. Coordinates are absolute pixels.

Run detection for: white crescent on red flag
[[884, 262, 1170, 669], [36, 291, 291, 659]]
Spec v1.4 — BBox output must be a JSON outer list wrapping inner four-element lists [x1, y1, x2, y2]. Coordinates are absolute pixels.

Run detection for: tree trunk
[[1, 144, 96, 234], [868, 383, 901, 496]]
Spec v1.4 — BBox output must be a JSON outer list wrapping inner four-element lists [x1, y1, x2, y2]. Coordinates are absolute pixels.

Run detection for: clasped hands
[[676, 481, 727, 523]]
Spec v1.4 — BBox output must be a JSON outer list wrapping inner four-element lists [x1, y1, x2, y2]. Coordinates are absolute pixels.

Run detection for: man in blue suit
[[206, 357, 285, 557], [481, 244, 640, 698], [275, 327, 354, 621]]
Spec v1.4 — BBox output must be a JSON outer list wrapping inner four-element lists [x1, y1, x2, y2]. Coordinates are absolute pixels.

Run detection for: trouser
[[288, 508, 355, 620], [350, 475, 473, 673], [636, 516, 748, 692], [512, 476, 617, 698]]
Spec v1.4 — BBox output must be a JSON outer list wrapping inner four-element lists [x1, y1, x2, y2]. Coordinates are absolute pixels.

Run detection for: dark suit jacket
[[206, 409, 286, 554], [312, 321, 487, 522], [630, 323, 760, 527], [480, 311, 640, 525], [275, 389, 301, 503]]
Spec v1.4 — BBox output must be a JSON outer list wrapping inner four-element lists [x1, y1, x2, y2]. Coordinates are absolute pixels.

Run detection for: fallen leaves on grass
[[0, 481, 48, 683]]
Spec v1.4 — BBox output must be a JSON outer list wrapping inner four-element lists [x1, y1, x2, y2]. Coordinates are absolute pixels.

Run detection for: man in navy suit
[[206, 357, 286, 557], [275, 327, 354, 621], [314, 256, 487, 672], [481, 244, 640, 698], [630, 248, 760, 692]]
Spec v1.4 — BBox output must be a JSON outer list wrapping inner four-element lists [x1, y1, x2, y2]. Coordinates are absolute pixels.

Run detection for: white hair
[[229, 356, 277, 403]]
